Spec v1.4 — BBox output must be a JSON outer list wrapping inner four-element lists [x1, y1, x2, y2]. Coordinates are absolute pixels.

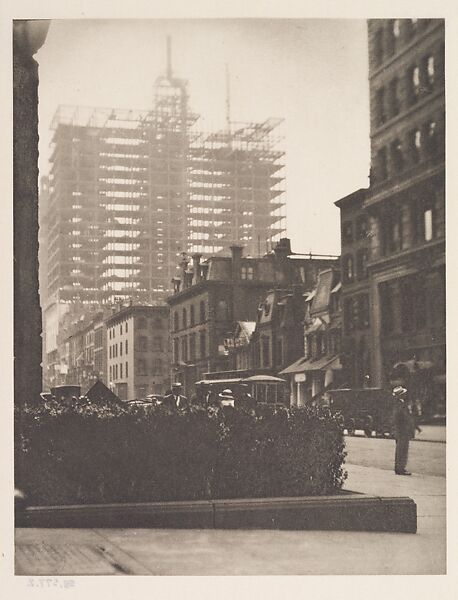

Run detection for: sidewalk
[[14, 463, 446, 576], [346, 425, 446, 443]]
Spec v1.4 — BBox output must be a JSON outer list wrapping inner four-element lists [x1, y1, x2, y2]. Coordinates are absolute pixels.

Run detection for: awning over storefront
[[244, 374, 286, 383], [279, 356, 310, 375], [195, 378, 245, 386], [280, 355, 342, 375]]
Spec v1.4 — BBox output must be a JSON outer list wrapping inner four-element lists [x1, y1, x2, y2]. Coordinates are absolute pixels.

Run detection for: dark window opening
[[383, 208, 403, 255], [409, 128, 422, 164], [423, 55, 435, 91], [357, 216, 368, 239], [262, 336, 270, 367], [344, 298, 355, 333], [200, 331, 206, 358], [388, 77, 400, 117], [390, 138, 404, 172], [138, 336, 148, 352], [358, 294, 369, 328], [189, 334, 196, 362], [408, 65, 421, 104], [376, 147, 388, 181], [138, 359, 147, 376], [376, 87, 386, 125], [200, 300, 206, 323], [425, 120, 438, 155], [181, 336, 188, 363], [152, 337, 163, 352], [342, 221, 353, 244], [356, 249, 368, 280], [374, 28, 384, 65], [276, 338, 283, 366], [386, 20, 396, 56], [342, 255, 354, 283]]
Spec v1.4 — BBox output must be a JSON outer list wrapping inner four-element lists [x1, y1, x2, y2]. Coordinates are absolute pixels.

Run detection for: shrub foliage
[[15, 399, 347, 505]]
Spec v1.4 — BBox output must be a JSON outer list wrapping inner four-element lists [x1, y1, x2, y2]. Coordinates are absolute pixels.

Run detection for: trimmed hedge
[[15, 400, 347, 505]]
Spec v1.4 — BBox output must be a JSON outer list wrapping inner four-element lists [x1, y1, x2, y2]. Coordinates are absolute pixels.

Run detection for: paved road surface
[[345, 433, 446, 477]]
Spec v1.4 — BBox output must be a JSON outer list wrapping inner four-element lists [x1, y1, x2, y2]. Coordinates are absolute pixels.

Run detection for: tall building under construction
[[43, 56, 286, 309]]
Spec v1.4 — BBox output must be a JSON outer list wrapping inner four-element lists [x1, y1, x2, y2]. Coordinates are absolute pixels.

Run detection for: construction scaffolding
[[45, 67, 286, 307]]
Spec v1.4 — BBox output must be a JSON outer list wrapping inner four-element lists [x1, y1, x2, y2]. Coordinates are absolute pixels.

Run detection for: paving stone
[[15, 543, 118, 575]]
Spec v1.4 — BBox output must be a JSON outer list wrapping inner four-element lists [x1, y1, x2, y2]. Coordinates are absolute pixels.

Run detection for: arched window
[[190, 305, 195, 326], [174, 311, 179, 332], [182, 307, 187, 328]]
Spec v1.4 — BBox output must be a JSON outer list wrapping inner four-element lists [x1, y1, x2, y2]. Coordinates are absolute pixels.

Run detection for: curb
[[15, 493, 417, 534], [345, 434, 445, 444]]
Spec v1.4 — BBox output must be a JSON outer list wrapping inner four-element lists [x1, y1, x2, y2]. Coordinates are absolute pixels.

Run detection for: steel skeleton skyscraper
[[43, 63, 286, 308]]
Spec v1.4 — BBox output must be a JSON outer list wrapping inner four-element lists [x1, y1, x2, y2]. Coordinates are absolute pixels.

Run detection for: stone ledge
[[15, 494, 417, 533]]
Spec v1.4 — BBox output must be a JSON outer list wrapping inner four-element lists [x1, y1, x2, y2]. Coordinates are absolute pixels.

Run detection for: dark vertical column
[[13, 21, 49, 489], [13, 32, 42, 408]]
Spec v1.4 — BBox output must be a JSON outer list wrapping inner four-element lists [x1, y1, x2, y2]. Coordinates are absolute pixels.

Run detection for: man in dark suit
[[392, 386, 415, 475], [164, 382, 189, 411]]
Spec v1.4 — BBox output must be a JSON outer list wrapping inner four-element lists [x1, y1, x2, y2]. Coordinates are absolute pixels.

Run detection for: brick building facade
[[167, 239, 337, 397], [105, 305, 170, 400], [281, 268, 343, 405], [336, 19, 445, 403]]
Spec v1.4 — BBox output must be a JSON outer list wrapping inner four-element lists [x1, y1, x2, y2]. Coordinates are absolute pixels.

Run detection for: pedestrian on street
[[163, 382, 189, 411], [392, 385, 415, 476], [218, 389, 235, 408]]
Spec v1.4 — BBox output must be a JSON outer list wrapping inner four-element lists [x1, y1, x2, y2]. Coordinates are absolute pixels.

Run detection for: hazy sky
[[36, 19, 370, 255]]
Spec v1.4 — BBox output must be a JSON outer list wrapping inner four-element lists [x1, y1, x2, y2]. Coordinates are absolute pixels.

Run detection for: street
[[345, 427, 446, 477]]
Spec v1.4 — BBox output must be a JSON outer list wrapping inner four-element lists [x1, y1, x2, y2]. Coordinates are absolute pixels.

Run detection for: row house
[[281, 268, 343, 406], [249, 286, 305, 375], [167, 238, 338, 397], [105, 304, 170, 400], [62, 310, 107, 392]]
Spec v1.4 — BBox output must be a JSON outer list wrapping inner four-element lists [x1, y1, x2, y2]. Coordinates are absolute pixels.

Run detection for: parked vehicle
[[326, 388, 396, 437], [195, 374, 287, 410], [50, 385, 81, 403]]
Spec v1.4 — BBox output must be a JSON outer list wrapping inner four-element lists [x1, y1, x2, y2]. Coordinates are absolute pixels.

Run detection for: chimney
[[180, 254, 189, 289], [273, 238, 293, 284], [274, 238, 292, 258], [192, 253, 202, 285], [184, 270, 194, 289], [171, 277, 181, 294], [230, 245, 244, 281]]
